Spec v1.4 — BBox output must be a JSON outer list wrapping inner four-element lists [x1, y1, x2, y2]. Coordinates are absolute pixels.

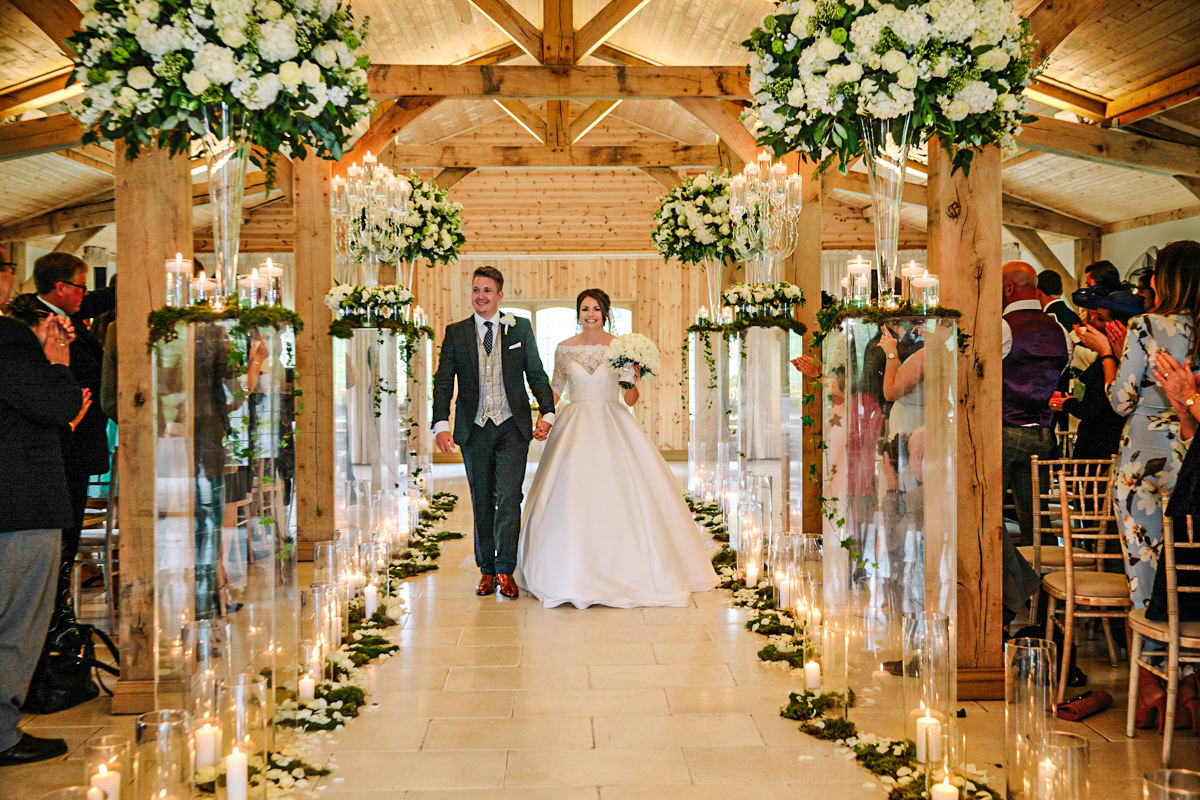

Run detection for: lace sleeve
[[551, 344, 567, 396]]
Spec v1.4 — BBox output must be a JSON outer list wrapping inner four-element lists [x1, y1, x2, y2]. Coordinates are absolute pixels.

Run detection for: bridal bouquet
[[652, 170, 736, 266], [68, 0, 373, 160], [605, 333, 661, 390], [396, 174, 467, 267], [742, 0, 1040, 173]]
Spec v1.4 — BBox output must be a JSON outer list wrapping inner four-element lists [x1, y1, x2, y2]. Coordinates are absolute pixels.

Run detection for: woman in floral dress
[[1082, 241, 1200, 608]]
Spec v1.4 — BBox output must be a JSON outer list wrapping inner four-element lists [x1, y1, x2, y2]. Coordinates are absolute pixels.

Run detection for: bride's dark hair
[[576, 288, 611, 325]]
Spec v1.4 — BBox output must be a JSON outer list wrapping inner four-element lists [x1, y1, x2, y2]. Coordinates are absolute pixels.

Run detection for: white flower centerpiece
[[605, 333, 662, 390], [323, 283, 415, 322], [652, 170, 736, 314], [742, 0, 1040, 300], [68, 0, 374, 304], [724, 281, 805, 318], [393, 173, 467, 291]]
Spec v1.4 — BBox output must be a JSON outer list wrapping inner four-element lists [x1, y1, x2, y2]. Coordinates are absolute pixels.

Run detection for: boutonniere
[[499, 312, 516, 330]]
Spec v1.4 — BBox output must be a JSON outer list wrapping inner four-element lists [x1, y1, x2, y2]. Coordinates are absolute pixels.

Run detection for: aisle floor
[[4, 469, 1198, 798]]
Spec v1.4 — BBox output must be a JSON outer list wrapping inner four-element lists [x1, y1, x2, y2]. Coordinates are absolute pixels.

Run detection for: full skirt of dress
[[515, 399, 719, 609]]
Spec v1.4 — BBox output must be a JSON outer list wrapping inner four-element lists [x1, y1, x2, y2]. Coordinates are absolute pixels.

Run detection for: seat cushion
[[1128, 608, 1200, 646], [1017, 545, 1097, 570], [1042, 570, 1131, 603]]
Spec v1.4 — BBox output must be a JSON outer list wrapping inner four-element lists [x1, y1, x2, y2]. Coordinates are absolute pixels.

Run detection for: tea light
[[847, 254, 871, 277], [165, 252, 191, 307], [195, 721, 221, 769], [852, 274, 870, 307], [1037, 757, 1056, 798], [239, 268, 266, 307], [259, 257, 284, 306], [804, 659, 821, 690], [839, 276, 850, 298], [720, 306, 734, 324], [900, 260, 924, 304], [931, 777, 959, 800], [298, 674, 316, 704], [745, 560, 759, 587], [364, 583, 378, 617], [697, 305, 709, 323], [225, 746, 248, 800], [87, 788, 105, 800], [915, 707, 943, 763], [90, 762, 121, 799], [189, 270, 216, 305]]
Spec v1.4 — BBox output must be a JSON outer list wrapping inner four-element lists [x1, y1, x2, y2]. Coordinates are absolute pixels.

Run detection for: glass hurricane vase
[[860, 114, 914, 305], [200, 102, 250, 307]]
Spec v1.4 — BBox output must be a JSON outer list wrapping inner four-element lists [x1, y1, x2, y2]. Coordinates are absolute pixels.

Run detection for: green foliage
[[147, 303, 304, 351]]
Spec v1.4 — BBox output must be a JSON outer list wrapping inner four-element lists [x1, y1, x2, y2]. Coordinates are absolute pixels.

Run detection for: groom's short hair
[[473, 265, 504, 291]]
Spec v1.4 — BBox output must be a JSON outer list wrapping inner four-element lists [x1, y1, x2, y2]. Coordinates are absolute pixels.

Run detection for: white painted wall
[[1028, 216, 1200, 281]]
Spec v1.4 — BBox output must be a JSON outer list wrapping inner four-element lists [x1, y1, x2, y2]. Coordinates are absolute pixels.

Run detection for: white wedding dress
[[515, 343, 719, 609]]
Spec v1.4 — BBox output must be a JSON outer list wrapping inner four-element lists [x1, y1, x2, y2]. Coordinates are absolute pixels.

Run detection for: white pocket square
[[507, 342, 522, 349]]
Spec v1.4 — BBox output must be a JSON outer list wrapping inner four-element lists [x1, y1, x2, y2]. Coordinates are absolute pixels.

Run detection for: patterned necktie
[[483, 320, 494, 355]]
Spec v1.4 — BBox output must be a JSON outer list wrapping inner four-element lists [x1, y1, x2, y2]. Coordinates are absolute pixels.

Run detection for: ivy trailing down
[[146, 303, 305, 352], [679, 316, 808, 415]]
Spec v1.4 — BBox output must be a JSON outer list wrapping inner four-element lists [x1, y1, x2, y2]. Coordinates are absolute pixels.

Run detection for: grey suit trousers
[[0, 529, 60, 750], [461, 419, 529, 575]]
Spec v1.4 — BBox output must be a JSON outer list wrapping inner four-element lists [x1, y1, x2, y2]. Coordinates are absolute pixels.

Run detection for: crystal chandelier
[[729, 150, 804, 283], [330, 152, 412, 284]]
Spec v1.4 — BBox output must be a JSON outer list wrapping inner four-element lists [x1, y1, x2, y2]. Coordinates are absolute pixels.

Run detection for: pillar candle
[[194, 722, 220, 769], [915, 710, 942, 763], [364, 583, 378, 617], [298, 675, 316, 704], [225, 747, 248, 800], [804, 660, 821, 690], [90, 762, 121, 799]]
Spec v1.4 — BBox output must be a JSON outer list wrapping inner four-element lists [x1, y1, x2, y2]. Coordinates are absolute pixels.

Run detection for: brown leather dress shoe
[[475, 574, 496, 596], [496, 574, 519, 598]]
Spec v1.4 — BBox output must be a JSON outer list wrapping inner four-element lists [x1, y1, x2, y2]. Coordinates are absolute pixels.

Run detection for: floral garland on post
[[685, 495, 1001, 800], [741, 0, 1041, 174], [68, 0, 373, 166]]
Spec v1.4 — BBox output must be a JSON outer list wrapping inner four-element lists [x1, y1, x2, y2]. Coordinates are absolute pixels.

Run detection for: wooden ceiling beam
[[1027, 0, 1105, 65], [1005, 225, 1075, 291], [1106, 64, 1200, 127], [1001, 150, 1046, 170], [467, 0, 543, 60], [1175, 175, 1200, 202], [672, 97, 759, 165], [388, 144, 720, 168], [570, 100, 621, 143], [455, 41, 526, 66], [0, 66, 80, 117], [55, 148, 113, 175], [367, 64, 750, 101], [1024, 78, 1107, 120], [543, 0, 572, 146], [345, 96, 445, 165], [575, 0, 653, 62], [825, 170, 929, 206], [434, 167, 476, 190], [640, 166, 682, 190], [0, 113, 84, 162], [10, 0, 81, 56], [1002, 193, 1101, 239], [1100, 203, 1200, 235], [592, 43, 662, 67], [494, 99, 548, 142], [1015, 114, 1200, 177], [52, 227, 104, 254]]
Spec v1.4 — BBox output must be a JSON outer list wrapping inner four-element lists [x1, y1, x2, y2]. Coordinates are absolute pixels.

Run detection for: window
[[501, 300, 633, 370]]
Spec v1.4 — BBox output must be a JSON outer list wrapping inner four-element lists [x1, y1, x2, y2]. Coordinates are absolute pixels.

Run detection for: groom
[[432, 266, 555, 598]]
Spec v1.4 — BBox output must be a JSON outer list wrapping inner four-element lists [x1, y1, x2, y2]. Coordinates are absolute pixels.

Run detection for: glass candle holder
[[84, 734, 130, 800], [736, 500, 764, 586], [218, 674, 268, 800], [1005, 637, 1057, 800], [165, 255, 191, 308], [773, 532, 800, 612], [912, 272, 939, 313], [182, 620, 232, 730], [903, 611, 954, 760], [133, 709, 195, 800], [1144, 770, 1200, 799], [312, 540, 342, 586], [1041, 731, 1089, 800], [40, 789, 106, 800], [925, 722, 967, 790], [791, 534, 822, 656]]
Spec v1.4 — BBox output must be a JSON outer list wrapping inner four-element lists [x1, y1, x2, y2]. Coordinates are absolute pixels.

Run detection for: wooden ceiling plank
[[1027, 0, 1107, 65], [1001, 150, 1046, 170], [1016, 114, 1200, 177], [388, 144, 720, 168], [434, 167, 476, 189], [55, 148, 113, 175], [591, 42, 662, 67], [1005, 225, 1075, 290], [575, 0, 654, 62], [9, 0, 81, 56], [672, 97, 759, 165], [0, 113, 84, 162], [1106, 62, 1200, 121], [570, 100, 621, 143], [494, 99, 548, 142], [466, 0, 543, 60], [640, 166, 681, 190], [367, 65, 751, 101]]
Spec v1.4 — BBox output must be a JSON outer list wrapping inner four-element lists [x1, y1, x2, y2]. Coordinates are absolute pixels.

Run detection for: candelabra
[[330, 152, 411, 285], [729, 150, 804, 283]]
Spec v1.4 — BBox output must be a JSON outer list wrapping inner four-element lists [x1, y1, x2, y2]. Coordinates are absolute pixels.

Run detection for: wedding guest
[[1038, 270, 1082, 330], [1079, 240, 1200, 609], [33, 253, 109, 636], [1050, 287, 1142, 461], [1085, 259, 1123, 292], [1000, 261, 1072, 624], [0, 293, 86, 765], [0, 247, 14, 306]]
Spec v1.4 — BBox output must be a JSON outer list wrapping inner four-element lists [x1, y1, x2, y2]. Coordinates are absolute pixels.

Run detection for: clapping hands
[[1151, 351, 1200, 407], [791, 354, 820, 378]]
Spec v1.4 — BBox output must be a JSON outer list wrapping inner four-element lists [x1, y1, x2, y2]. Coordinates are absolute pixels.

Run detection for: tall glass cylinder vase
[[200, 102, 249, 306], [134, 710, 195, 800], [820, 315, 957, 734], [902, 611, 954, 760], [1005, 637, 1057, 800], [688, 329, 730, 503], [152, 320, 299, 711], [408, 333, 435, 499], [333, 328, 409, 535], [860, 114, 914, 305]]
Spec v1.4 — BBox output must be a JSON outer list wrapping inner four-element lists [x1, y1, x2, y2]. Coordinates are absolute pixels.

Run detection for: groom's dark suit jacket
[[432, 315, 555, 446]]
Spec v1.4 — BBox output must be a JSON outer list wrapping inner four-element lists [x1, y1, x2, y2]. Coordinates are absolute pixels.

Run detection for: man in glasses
[[34, 253, 110, 643]]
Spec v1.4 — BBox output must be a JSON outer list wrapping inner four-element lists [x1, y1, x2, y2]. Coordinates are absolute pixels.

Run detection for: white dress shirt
[[1000, 298, 1074, 360]]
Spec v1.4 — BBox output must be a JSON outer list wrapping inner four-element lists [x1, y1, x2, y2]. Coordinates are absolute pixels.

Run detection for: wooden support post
[[781, 155, 823, 534], [927, 140, 1005, 700], [112, 144, 192, 713], [1074, 236, 1102, 285], [293, 155, 337, 560]]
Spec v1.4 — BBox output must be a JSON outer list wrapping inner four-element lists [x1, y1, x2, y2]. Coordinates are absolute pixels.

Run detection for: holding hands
[[532, 416, 552, 441]]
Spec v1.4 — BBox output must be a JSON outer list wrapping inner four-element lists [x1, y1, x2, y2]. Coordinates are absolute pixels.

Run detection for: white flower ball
[[127, 66, 155, 90], [693, 174, 710, 191], [133, 0, 159, 18], [880, 49, 908, 73], [843, 61, 863, 82], [258, 0, 284, 20], [786, 83, 806, 106]]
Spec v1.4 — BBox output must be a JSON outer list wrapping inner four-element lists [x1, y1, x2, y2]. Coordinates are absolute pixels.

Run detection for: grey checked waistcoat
[[475, 324, 513, 427]]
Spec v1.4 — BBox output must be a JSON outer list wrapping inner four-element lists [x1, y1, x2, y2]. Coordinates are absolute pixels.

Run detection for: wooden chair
[[1043, 458, 1132, 704], [1019, 457, 1110, 625], [74, 446, 118, 633], [1126, 501, 1200, 766]]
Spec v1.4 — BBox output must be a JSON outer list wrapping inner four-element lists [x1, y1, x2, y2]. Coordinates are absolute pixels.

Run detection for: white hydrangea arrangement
[[605, 333, 662, 390], [68, 0, 373, 161], [323, 283, 414, 316], [742, 0, 1041, 173], [724, 281, 805, 312], [652, 170, 736, 266], [396, 173, 467, 267]]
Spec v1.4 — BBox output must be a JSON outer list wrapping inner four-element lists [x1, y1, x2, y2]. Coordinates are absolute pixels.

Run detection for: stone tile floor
[[3, 469, 1197, 798]]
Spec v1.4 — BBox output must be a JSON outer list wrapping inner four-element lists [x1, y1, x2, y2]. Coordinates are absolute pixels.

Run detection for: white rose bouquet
[[396, 173, 467, 267], [724, 281, 805, 315], [323, 283, 413, 316], [605, 333, 661, 390], [652, 170, 736, 265], [68, 0, 373, 162], [742, 0, 1041, 173]]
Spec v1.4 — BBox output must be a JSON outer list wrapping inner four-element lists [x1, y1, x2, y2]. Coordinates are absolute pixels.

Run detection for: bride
[[515, 288, 719, 608]]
